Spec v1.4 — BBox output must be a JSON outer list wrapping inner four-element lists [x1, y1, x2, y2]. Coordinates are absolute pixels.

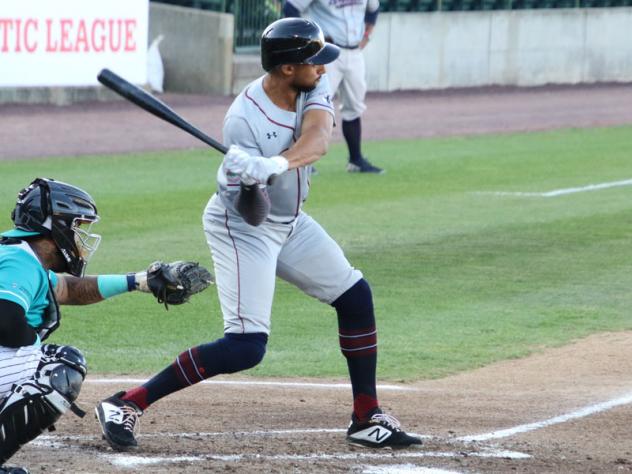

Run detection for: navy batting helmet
[[6, 178, 101, 276], [261, 18, 340, 72]]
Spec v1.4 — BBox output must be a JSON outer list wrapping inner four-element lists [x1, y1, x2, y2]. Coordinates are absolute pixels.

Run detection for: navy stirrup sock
[[332, 279, 379, 421], [342, 118, 363, 163], [122, 333, 268, 410]]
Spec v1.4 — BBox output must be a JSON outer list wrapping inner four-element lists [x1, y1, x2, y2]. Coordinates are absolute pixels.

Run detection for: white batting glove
[[241, 155, 289, 184], [223, 145, 251, 176]]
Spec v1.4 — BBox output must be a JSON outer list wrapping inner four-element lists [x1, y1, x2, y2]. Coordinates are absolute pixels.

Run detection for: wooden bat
[[97, 68, 275, 224], [96, 68, 276, 186], [97, 68, 228, 154]]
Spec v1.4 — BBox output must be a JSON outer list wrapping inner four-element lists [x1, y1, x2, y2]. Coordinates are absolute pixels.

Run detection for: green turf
[[2, 125, 632, 380]]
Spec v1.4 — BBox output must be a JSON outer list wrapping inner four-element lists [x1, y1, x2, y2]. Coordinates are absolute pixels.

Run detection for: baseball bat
[[97, 68, 228, 154], [96, 68, 277, 186]]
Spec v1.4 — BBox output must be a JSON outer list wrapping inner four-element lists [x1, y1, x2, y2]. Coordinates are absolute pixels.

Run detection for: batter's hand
[[241, 155, 289, 185], [223, 145, 251, 176]]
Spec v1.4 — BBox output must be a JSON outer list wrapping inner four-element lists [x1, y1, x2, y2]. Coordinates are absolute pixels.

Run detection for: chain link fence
[[151, 0, 282, 52], [152, 0, 632, 48]]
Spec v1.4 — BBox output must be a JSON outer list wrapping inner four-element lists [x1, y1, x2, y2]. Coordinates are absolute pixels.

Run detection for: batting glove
[[241, 155, 289, 185], [223, 144, 251, 176]]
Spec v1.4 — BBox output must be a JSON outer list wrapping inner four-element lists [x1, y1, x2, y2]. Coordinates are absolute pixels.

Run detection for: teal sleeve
[[97, 275, 131, 299], [48, 270, 58, 288]]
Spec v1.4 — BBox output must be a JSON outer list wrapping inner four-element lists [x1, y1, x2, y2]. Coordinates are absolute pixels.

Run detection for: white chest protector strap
[[37, 278, 61, 341]]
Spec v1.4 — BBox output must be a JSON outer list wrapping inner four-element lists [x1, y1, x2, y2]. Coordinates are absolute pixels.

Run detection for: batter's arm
[[283, 109, 334, 170]]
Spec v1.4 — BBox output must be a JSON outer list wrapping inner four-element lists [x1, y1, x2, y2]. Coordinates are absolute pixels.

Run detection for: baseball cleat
[[95, 391, 142, 451], [346, 408, 422, 449], [0, 466, 30, 474], [346, 156, 385, 174]]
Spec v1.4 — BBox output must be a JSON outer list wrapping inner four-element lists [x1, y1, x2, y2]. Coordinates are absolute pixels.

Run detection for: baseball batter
[[284, 0, 385, 173], [0, 178, 211, 474], [96, 18, 420, 451]]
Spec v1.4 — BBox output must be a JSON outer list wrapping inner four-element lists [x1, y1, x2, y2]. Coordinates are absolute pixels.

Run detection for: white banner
[[0, 0, 148, 87]]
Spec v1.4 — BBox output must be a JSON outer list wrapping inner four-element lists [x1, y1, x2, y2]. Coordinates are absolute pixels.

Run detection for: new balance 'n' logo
[[367, 427, 390, 442]]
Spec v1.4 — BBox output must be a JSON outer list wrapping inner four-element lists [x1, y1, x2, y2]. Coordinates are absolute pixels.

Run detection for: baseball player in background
[[284, 0, 385, 174], [95, 18, 419, 451], [0, 178, 211, 474]]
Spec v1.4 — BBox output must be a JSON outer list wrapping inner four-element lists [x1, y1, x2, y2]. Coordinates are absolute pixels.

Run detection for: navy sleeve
[[0, 299, 37, 347], [365, 10, 379, 25], [283, 1, 302, 17]]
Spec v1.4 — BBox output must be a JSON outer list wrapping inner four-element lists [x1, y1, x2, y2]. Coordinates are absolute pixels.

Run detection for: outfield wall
[[366, 8, 632, 91], [2, 6, 632, 103], [149, 3, 233, 95]]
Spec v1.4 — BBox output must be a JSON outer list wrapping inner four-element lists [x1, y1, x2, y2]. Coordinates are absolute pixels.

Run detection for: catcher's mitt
[[146, 261, 213, 309]]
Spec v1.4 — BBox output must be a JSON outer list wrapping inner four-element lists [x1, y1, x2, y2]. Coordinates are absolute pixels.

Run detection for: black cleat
[[0, 467, 30, 474], [346, 408, 422, 449], [95, 391, 142, 451], [346, 156, 385, 174]]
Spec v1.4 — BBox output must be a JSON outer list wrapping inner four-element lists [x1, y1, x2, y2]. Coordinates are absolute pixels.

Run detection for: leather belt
[[325, 37, 359, 50]]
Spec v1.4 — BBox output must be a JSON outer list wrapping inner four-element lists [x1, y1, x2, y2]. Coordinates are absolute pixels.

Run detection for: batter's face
[[290, 64, 326, 93]]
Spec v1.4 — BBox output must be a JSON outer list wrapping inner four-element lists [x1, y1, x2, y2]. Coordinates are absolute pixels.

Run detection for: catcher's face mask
[[72, 218, 101, 265]]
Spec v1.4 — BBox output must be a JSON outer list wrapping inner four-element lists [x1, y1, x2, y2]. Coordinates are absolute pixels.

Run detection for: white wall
[[365, 8, 632, 91]]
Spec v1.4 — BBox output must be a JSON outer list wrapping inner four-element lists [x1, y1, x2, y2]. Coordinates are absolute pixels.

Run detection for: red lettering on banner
[[0, 19, 13, 53], [24, 19, 38, 52], [59, 19, 73, 52], [108, 19, 122, 52], [4, 17, 139, 54], [124, 19, 136, 51], [45, 19, 58, 52], [92, 19, 105, 52], [74, 19, 88, 52], [14, 19, 22, 52]]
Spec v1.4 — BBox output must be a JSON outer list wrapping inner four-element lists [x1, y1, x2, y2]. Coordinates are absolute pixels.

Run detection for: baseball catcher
[[0, 178, 213, 474]]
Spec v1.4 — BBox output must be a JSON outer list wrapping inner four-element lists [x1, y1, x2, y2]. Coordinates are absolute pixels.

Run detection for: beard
[[293, 77, 320, 93]]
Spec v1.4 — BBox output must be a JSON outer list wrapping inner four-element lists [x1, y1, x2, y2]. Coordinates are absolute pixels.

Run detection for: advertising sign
[[0, 0, 148, 87]]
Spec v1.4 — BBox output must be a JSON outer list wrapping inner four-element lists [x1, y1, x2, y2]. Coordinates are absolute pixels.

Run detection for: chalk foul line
[[459, 390, 632, 442], [477, 178, 632, 198], [102, 447, 530, 468], [85, 377, 415, 391]]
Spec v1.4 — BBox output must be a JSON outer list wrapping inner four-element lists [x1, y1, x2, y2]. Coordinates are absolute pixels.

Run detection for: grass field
[[2, 125, 632, 380]]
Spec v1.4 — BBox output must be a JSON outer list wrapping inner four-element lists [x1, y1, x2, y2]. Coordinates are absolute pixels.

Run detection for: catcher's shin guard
[[0, 345, 87, 463]]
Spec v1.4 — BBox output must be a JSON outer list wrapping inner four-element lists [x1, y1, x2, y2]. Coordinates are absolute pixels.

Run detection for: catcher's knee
[[39, 344, 88, 407], [0, 344, 87, 463]]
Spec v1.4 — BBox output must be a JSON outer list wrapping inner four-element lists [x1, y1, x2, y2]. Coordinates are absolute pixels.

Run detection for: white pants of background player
[[203, 194, 362, 334], [325, 47, 367, 122], [0, 344, 41, 401]]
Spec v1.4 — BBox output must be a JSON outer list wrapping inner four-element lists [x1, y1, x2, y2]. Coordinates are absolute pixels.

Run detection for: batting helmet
[[6, 178, 101, 277], [261, 18, 340, 72]]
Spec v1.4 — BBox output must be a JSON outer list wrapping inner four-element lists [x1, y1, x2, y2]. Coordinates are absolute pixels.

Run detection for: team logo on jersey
[[266, 131, 278, 139], [330, 0, 364, 6]]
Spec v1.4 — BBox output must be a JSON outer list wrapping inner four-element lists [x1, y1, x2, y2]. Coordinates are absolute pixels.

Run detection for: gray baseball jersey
[[216, 74, 334, 223], [288, 0, 379, 47], [203, 74, 362, 335]]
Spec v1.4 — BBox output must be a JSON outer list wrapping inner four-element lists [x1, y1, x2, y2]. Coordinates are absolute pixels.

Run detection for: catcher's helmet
[[8, 178, 101, 276], [261, 18, 340, 72]]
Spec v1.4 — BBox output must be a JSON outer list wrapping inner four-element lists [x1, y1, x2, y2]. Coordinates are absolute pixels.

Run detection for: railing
[[151, 0, 282, 52], [233, 0, 282, 51], [151, 0, 632, 50], [380, 0, 632, 10]]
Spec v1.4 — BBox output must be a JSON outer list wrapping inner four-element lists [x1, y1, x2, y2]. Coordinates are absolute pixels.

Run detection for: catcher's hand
[[140, 261, 214, 309]]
